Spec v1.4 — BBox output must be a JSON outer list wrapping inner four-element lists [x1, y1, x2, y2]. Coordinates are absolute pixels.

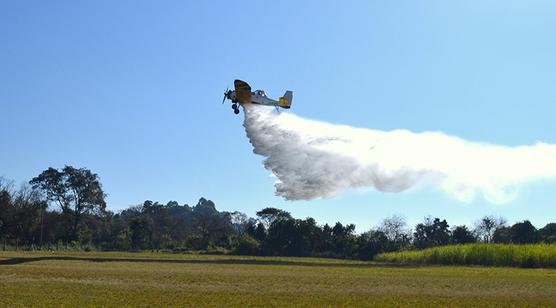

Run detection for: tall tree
[[474, 215, 506, 243], [357, 230, 389, 260], [492, 226, 512, 244], [330, 222, 357, 258], [0, 189, 12, 245], [451, 225, 476, 244], [413, 217, 451, 249], [377, 214, 411, 249], [539, 223, 556, 243], [229, 211, 251, 236], [192, 198, 232, 249], [30, 166, 106, 242], [256, 207, 292, 229], [510, 220, 538, 244]]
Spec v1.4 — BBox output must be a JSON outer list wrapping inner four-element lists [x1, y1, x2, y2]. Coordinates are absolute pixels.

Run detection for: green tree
[[330, 222, 357, 258], [192, 198, 232, 249], [539, 223, 556, 243], [11, 186, 43, 247], [256, 207, 292, 229], [474, 215, 506, 243], [357, 230, 389, 260], [492, 226, 512, 244], [510, 220, 538, 244], [246, 221, 266, 242], [451, 225, 476, 244], [229, 211, 251, 236], [413, 217, 450, 249], [30, 166, 106, 242], [0, 190, 12, 244], [377, 214, 411, 250], [233, 234, 261, 255], [129, 216, 152, 250]]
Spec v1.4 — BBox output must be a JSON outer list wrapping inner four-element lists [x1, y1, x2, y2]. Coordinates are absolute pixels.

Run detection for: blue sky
[[1, 1, 555, 231]]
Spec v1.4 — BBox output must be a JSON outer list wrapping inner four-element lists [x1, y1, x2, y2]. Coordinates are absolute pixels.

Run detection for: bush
[[233, 235, 261, 255]]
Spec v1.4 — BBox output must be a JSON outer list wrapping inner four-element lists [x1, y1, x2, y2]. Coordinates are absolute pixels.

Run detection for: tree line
[[1, 166, 555, 260]]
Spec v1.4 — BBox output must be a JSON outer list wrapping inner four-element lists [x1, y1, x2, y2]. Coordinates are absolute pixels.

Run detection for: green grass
[[1, 251, 556, 307], [375, 243, 556, 268]]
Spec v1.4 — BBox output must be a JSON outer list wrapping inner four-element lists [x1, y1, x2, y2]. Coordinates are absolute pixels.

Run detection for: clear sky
[[1, 1, 555, 231]]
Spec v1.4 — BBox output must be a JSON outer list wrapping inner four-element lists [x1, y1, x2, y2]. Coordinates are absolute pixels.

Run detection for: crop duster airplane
[[222, 79, 293, 114]]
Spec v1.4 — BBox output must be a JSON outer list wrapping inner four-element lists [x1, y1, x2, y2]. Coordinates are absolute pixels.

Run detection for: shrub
[[233, 235, 261, 255]]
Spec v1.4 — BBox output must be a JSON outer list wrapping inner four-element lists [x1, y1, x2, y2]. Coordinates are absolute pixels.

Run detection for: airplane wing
[[234, 79, 252, 104]]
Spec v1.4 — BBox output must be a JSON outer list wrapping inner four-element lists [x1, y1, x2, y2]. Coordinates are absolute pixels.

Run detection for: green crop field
[[376, 244, 556, 268], [1, 251, 556, 307]]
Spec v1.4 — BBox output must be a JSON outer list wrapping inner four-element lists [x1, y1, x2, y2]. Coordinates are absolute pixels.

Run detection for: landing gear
[[231, 102, 240, 114], [226, 100, 241, 115]]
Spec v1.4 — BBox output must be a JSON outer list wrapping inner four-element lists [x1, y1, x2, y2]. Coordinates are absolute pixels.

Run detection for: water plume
[[243, 105, 556, 203]]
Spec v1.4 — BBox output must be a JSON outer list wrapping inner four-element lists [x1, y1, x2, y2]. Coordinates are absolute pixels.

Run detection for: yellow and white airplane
[[222, 79, 293, 114]]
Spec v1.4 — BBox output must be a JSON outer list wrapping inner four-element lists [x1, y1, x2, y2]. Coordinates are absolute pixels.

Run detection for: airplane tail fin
[[279, 91, 293, 109]]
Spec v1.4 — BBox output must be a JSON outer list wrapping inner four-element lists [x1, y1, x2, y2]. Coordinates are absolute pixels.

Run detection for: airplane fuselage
[[227, 91, 281, 107]]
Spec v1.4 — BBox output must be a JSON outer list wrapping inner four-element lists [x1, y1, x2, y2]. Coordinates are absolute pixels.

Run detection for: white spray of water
[[243, 105, 556, 203]]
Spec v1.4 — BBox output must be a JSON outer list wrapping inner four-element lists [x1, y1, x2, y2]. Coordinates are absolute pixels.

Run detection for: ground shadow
[[0, 255, 412, 268]]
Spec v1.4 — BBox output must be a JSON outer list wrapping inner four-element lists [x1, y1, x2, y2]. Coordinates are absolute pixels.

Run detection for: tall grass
[[375, 244, 556, 268]]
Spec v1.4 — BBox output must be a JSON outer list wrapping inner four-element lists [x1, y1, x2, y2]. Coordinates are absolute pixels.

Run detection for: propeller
[[222, 87, 229, 104]]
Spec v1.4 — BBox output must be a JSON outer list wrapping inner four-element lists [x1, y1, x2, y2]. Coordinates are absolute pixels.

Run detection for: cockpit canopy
[[254, 90, 267, 97]]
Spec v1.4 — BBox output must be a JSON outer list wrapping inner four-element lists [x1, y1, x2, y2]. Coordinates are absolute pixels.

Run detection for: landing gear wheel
[[233, 108, 240, 114], [232, 103, 237, 110]]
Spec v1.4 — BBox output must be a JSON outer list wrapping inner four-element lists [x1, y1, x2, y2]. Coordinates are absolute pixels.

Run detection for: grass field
[[1, 251, 556, 307], [376, 244, 556, 268]]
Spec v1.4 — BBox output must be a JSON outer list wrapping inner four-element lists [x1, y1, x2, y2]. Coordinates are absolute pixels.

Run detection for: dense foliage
[[1, 167, 556, 261]]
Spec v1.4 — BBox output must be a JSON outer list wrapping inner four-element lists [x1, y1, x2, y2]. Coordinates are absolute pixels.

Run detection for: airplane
[[222, 79, 293, 114]]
